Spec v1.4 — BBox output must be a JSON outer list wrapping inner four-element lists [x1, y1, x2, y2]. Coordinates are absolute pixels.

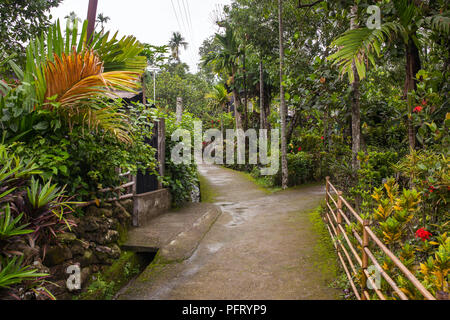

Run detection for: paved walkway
[[119, 164, 339, 300]]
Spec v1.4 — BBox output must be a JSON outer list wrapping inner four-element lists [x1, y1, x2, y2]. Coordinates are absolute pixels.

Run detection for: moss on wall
[[75, 251, 146, 300]]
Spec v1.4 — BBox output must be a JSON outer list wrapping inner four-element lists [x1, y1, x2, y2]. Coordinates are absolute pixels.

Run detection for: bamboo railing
[[324, 177, 436, 300], [76, 171, 136, 208]]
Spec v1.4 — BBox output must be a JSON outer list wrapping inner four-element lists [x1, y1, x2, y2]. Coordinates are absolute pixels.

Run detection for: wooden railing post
[[362, 219, 370, 300], [325, 177, 330, 207], [337, 191, 343, 236]]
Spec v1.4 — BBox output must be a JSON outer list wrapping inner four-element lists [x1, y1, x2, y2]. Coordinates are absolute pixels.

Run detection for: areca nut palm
[[169, 32, 188, 62]]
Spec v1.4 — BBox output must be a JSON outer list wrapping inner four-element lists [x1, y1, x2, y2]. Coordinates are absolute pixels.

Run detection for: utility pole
[[176, 97, 183, 124], [147, 67, 159, 103], [86, 0, 98, 44]]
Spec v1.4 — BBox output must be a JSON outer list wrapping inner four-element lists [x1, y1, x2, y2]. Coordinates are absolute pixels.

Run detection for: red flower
[[298, 147, 302, 152], [415, 228, 432, 241], [321, 136, 324, 140], [413, 106, 423, 113], [429, 185, 435, 193]]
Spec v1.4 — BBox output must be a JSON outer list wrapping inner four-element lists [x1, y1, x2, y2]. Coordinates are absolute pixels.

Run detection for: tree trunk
[[350, 4, 361, 173], [265, 86, 271, 130], [287, 108, 301, 144], [324, 104, 329, 152], [278, 0, 288, 190], [233, 89, 243, 130], [243, 50, 248, 131], [259, 57, 266, 130], [404, 36, 422, 151]]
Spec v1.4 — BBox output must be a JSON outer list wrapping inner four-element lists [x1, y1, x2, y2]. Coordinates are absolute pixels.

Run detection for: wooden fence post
[[337, 191, 343, 236], [362, 219, 370, 300]]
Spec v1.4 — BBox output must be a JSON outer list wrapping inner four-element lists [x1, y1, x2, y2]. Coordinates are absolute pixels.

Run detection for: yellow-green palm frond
[[85, 106, 133, 144], [39, 49, 140, 143], [42, 49, 141, 108], [327, 22, 405, 83], [205, 84, 231, 109]]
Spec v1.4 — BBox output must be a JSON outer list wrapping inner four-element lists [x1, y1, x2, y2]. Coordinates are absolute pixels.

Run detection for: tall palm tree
[[64, 11, 81, 34], [96, 13, 111, 33], [202, 27, 243, 129], [168, 32, 188, 62], [278, 0, 288, 190], [350, 3, 361, 173], [328, 0, 449, 151]]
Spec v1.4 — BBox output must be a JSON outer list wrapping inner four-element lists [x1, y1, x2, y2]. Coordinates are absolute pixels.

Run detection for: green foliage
[[158, 111, 200, 207], [329, 22, 405, 83], [0, 0, 62, 67], [395, 150, 449, 225], [146, 66, 212, 119], [0, 255, 48, 289], [286, 152, 315, 185], [0, 205, 33, 240]]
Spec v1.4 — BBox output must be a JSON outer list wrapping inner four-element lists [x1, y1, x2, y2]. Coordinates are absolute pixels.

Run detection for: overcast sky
[[51, 0, 232, 73]]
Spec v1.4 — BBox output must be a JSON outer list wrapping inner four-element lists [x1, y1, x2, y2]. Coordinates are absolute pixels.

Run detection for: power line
[[176, 0, 189, 37], [170, 0, 182, 33], [182, 0, 193, 37], [175, 0, 196, 71], [181, 0, 195, 61]]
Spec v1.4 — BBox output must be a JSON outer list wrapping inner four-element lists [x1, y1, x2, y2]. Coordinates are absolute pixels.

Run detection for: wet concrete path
[[119, 164, 339, 300]]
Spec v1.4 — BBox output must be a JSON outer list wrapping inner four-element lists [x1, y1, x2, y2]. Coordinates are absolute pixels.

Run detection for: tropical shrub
[[1, 20, 157, 202], [286, 152, 315, 185], [159, 111, 200, 207], [0, 146, 76, 298], [395, 150, 449, 226]]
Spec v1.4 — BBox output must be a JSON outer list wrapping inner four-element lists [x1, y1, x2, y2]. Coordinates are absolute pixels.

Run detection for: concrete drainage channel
[[112, 203, 222, 300], [112, 250, 158, 300]]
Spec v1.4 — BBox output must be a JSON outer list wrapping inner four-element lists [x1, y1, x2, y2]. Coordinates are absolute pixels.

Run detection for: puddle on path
[[207, 243, 224, 253]]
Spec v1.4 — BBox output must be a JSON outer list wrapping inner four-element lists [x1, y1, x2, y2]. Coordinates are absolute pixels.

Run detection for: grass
[[221, 165, 323, 194], [198, 173, 218, 203], [308, 204, 339, 280], [74, 251, 146, 300]]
